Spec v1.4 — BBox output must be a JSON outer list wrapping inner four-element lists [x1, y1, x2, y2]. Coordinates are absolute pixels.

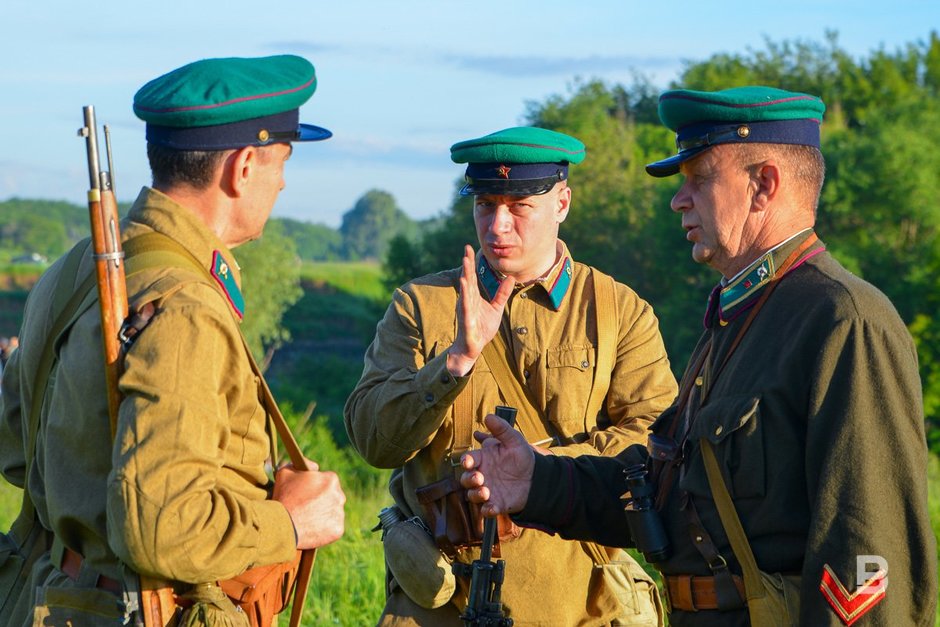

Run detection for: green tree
[[382, 234, 424, 292], [235, 221, 304, 361], [340, 189, 417, 260], [0, 198, 89, 259], [274, 217, 343, 261]]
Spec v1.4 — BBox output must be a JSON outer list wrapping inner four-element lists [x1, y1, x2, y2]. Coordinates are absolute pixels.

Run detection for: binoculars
[[622, 464, 671, 563]]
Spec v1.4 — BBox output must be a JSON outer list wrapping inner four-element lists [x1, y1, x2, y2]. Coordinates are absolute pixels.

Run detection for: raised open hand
[[446, 245, 514, 376]]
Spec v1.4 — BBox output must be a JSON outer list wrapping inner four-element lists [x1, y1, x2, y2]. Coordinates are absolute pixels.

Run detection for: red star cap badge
[[496, 164, 511, 179]]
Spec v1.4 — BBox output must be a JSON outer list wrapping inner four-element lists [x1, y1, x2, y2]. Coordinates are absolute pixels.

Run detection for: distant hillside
[[0, 193, 430, 265], [265, 262, 388, 442]]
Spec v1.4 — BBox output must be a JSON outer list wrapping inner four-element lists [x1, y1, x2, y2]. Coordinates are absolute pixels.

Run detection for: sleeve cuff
[[253, 500, 301, 565], [513, 454, 574, 531], [413, 350, 467, 409]]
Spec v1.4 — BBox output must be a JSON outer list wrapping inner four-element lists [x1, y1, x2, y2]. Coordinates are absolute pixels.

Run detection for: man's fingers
[[483, 413, 522, 443], [472, 429, 490, 445], [490, 275, 515, 309]]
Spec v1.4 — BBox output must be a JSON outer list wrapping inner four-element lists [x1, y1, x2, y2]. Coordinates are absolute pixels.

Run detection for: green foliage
[[267, 261, 388, 441], [381, 234, 425, 292], [381, 181, 477, 292], [340, 189, 418, 261], [272, 217, 343, 261], [271, 409, 392, 625], [235, 221, 304, 360], [0, 198, 88, 260]]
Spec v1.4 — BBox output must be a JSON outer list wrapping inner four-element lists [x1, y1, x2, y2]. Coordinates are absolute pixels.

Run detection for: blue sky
[[1, 1, 937, 227]]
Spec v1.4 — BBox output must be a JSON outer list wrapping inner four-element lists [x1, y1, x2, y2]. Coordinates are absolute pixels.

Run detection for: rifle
[[79, 106, 316, 627], [79, 105, 180, 627], [452, 406, 516, 627]]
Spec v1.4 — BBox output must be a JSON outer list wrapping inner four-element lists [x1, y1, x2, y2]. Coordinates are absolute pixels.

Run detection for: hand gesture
[[460, 413, 535, 516], [446, 245, 514, 376]]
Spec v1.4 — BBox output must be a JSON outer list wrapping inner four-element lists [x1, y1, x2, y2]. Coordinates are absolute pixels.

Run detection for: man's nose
[[490, 206, 512, 233], [671, 183, 691, 213]]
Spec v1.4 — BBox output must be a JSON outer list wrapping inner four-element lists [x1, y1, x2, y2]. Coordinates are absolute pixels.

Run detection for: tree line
[[0, 188, 420, 265]]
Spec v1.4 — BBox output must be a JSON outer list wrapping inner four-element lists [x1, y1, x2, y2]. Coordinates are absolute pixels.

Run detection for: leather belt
[[664, 574, 746, 611], [61, 547, 123, 594]]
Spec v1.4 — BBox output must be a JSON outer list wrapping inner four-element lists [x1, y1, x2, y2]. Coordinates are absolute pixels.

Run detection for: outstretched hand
[[446, 245, 514, 376], [460, 413, 535, 516]]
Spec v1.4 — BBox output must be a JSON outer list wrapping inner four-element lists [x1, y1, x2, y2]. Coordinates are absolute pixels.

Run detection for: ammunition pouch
[[217, 550, 302, 627], [415, 476, 521, 559]]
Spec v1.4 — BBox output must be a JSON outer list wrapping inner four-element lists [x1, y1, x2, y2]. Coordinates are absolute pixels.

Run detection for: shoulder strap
[[122, 232, 305, 467], [699, 439, 764, 602], [481, 332, 553, 444], [12, 240, 95, 544], [583, 268, 616, 431]]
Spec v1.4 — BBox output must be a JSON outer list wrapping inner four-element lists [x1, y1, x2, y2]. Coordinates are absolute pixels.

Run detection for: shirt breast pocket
[[680, 395, 765, 500], [545, 344, 595, 432]]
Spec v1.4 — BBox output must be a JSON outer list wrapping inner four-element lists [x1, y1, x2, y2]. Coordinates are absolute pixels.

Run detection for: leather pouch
[[415, 476, 520, 559], [217, 550, 302, 627]]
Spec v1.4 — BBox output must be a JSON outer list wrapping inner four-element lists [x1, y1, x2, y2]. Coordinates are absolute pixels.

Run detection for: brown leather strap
[[664, 574, 746, 611], [60, 547, 123, 594]]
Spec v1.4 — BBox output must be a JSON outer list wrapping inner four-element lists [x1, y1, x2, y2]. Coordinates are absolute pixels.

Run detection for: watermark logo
[[856, 555, 889, 594]]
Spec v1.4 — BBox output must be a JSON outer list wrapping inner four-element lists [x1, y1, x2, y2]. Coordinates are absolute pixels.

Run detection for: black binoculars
[[622, 464, 671, 563]]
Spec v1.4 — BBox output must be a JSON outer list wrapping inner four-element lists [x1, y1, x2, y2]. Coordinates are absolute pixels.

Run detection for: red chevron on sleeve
[[819, 563, 887, 625]]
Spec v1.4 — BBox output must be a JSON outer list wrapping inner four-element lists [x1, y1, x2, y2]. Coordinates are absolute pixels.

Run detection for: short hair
[[146, 143, 227, 189], [731, 143, 826, 212]]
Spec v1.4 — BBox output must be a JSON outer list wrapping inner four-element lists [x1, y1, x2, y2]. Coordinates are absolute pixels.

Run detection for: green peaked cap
[[658, 86, 825, 131], [450, 127, 586, 165], [134, 55, 318, 128], [646, 85, 825, 177]]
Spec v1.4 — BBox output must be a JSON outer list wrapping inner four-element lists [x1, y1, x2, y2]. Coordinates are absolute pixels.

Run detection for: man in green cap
[[0, 55, 346, 626], [459, 87, 937, 625], [345, 126, 678, 625]]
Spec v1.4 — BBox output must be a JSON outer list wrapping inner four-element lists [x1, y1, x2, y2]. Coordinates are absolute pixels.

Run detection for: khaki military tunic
[[516, 231, 938, 626], [345, 243, 678, 626], [0, 187, 296, 625]]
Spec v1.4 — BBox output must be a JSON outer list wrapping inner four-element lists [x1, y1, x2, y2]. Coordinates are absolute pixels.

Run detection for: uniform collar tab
[[475, 244, 573, 311], [210, 250, 245, 319]]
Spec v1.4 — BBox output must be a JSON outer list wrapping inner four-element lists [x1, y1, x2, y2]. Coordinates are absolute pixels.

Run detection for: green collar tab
[[476, 253, 572, 310], [210, 250, 245, 319]]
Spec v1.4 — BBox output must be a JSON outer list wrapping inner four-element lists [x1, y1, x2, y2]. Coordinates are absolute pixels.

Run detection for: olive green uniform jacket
[[0, 187, 296, 625], [516, 231, 937, 626], [345, 244, 678, 626]]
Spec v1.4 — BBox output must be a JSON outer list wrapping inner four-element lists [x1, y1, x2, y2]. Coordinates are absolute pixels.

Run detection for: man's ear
[[556, 184, 572, 223], [751, 160, 780, 212], [223, 146, 257, 198]]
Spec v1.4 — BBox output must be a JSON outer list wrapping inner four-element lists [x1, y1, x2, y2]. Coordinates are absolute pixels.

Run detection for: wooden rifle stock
[[80, 106, 179, 627]]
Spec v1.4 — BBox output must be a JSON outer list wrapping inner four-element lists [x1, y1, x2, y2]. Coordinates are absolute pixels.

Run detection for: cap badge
[[737, 125, 750, 138], [496, 164, 511, 179]]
